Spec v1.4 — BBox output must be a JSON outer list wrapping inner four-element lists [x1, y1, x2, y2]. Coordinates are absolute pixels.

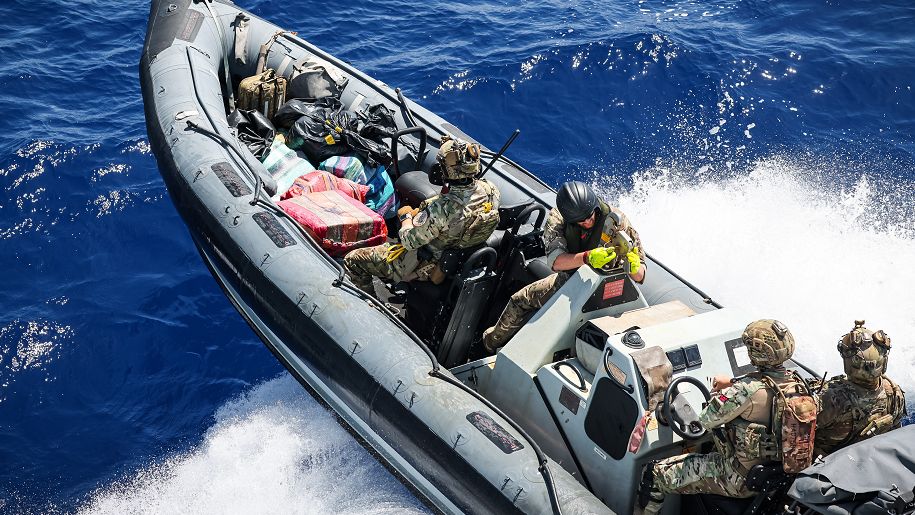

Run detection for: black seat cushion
[[395, 170, 439, 208]]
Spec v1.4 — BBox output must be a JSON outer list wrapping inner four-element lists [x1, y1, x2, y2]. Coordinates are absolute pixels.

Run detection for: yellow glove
[[586, 246, 616, 269], [385, 243, 407, 263], [626, 247, 642, 274]]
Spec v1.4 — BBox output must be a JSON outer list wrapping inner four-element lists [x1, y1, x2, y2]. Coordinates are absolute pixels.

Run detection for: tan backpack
[[761, 373, 818, 473], [237, 68, 287, 121]]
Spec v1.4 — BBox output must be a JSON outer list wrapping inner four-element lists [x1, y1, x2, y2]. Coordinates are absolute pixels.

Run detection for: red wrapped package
[[280, 170, 369, 203], [277, 190, 387, 256]]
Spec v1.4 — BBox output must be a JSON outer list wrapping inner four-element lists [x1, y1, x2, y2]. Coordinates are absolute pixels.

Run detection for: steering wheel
[[657, 376, 712, 440]]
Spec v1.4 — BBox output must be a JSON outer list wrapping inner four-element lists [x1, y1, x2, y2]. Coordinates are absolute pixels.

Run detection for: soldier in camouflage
[[344, 135, 500, 293], [640, 320, 811, 515], [814, 320, 906, 458], [481, 181, 644, 352]]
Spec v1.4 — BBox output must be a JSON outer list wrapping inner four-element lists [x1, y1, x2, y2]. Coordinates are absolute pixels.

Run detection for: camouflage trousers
[[643, 452, 751, 515], [343, 243, 438, 292], [482, 272, 567, 351]]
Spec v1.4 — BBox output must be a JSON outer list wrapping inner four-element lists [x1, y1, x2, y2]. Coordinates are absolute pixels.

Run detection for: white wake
[[79, 375, 427, 515], [602, 156, 915, 389]]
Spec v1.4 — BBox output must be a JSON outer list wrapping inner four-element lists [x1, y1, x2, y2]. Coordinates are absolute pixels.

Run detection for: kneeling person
[[482, 180, 644, 352], [344, 136, 500, 293]]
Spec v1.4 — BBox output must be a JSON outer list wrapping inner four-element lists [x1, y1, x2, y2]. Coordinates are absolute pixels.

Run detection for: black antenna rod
[[479, 129, 520, 178], [395, 88, 418, 128]]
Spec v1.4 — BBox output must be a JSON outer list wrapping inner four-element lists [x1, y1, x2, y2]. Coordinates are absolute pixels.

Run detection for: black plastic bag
[[272, 97, 342, 130], [360, 103, 397, 141], [228, 108, 276, 160], [288, 101, 352, 163], [277, 98, 398, 168]]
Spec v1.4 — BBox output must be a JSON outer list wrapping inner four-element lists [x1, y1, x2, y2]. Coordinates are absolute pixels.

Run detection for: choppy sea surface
[[1, 0, 913, 512]]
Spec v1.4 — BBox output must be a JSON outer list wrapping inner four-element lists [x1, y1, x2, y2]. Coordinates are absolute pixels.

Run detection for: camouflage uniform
[[644, 369, 795, 514], [344, 179, 500, 291], [814, 374, 906, 457], [482, 204, 643, 350]]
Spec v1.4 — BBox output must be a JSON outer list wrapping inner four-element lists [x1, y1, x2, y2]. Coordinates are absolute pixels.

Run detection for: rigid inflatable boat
[[140, 2, 913, 514]]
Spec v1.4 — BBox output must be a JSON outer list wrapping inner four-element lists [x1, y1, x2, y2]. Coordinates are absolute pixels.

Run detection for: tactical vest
[[719, 380, 780, 465], [563, 201, 611, 254], [455, 179, 500, 248], [423, 179, 500, 252], [848, 376, 906, 444]]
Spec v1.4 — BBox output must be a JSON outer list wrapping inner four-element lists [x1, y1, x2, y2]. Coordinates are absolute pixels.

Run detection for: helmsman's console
[[457, 264, 758, 514]]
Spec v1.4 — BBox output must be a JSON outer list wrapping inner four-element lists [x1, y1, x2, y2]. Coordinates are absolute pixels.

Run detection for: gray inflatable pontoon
[[140, 2, 912, 514]]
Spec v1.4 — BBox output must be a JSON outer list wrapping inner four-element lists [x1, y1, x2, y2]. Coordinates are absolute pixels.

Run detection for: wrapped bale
[[280, 170, 369, 203], [318, 155, 398, 220], [277, 190, 387, 256]]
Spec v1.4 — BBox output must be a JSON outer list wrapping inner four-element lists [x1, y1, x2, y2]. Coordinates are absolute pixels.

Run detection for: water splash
[[78, 375, 428, 515], [598, 156, 915, 389]]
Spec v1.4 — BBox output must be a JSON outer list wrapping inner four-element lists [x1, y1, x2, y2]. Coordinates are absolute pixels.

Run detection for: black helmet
[[557, 181, 598, 223]]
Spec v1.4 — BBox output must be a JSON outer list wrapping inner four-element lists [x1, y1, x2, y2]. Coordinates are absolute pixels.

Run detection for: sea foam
[[601, 156, 915, 390]]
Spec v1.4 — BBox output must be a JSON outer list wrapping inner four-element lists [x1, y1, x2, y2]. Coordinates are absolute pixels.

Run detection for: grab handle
[[390, 126, 427, 180], [510, 204, 547, 235]]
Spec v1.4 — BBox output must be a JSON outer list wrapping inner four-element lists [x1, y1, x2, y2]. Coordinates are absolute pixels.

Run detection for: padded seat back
[[395, 170, 439, 208]]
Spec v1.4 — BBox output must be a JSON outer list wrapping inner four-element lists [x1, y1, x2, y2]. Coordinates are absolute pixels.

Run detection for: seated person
[[814, 320, 906, 458], [640, 321, 816, 514], [344, 135, 500, 293], [482, 181, 644, 352]]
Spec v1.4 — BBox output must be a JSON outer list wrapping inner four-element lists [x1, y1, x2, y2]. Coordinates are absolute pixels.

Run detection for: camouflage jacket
[[814, 374, 906, 457], [700, 370, 791, 470], [542, 204, 643, 270], [399, 179, 500, 259]]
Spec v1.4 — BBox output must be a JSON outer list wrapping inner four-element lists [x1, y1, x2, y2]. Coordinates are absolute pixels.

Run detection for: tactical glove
[[626, 247, 642, 274], [586, 247, 616, 269]]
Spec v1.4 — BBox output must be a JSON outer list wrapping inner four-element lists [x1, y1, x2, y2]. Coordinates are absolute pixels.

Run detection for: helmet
[[556, 181, 599, 223], [741, 319, 795, 367], [436, 135, 480, 181], [838, 320, 890, 389]]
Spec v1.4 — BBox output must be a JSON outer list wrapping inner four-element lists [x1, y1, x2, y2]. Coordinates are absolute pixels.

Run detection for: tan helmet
[[436, 135, 481, 181], [741, 319, 795, 367], [837, 320, 891, 389]]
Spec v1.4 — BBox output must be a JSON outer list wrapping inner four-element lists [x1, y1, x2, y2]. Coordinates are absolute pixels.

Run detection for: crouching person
[[344, 135, 500, 293]]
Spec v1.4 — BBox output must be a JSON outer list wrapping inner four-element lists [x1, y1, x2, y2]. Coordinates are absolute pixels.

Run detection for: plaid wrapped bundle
[[364, 165, 398, 219], [319, 156, 399, 219], [262, 138, 316, 197], [277, 190, 387, 256], [280, 170, 369, 203], [318, 155, 367, 184]]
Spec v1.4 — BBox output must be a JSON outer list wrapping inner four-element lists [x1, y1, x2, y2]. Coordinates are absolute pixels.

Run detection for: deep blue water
[[1, 0, 913, 512]]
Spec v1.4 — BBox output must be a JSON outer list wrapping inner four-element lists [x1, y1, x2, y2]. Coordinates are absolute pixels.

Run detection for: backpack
[[759, 372, 818, 473]]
